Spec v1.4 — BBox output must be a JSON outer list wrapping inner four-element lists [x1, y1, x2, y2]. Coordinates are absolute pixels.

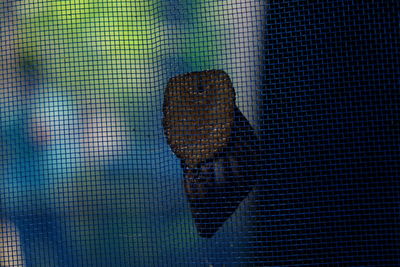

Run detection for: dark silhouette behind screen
[[256, 1, 400, 265]]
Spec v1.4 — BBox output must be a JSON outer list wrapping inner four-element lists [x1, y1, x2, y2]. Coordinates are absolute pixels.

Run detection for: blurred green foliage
[[1, 0, 256, 265], [19, 0, 164, 101]]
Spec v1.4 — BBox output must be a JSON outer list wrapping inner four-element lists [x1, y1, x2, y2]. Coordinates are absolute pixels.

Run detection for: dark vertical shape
[[182, 106, 262, 237], [257, 1, 400, 265], [163, 70, 263, 237]]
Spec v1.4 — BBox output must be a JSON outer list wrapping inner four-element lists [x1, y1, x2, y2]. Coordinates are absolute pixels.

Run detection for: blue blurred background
[[1, 0, 265, 266]]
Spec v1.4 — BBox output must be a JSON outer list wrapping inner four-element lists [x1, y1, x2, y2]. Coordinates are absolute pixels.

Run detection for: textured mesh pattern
[[1, 1, 399, 266]]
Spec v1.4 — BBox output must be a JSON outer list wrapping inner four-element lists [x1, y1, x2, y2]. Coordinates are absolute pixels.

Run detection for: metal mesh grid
[[1, 1, 399, 266]]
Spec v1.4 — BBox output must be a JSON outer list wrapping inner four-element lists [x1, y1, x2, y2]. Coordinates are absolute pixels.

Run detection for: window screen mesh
[[1, 1, 399, 266]]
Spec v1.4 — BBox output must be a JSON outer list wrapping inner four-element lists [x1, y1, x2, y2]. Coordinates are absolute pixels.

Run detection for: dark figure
[[163, 70, 263, 237], [255, 1, 400, 265]]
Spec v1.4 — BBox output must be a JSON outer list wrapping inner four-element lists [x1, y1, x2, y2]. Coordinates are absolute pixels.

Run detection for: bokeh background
[[1, 0, 264, 266]]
